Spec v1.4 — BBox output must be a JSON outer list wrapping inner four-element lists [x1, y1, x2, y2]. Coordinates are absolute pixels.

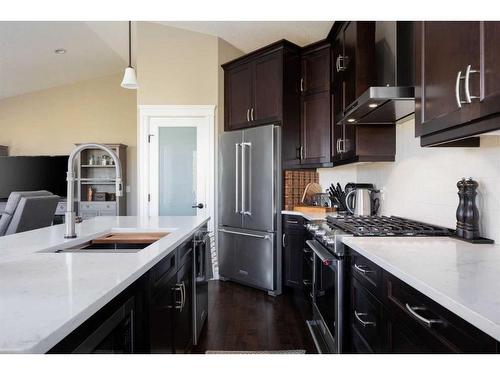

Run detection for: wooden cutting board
[[293, 205, 335, 214], [91, 232, 169, 244]]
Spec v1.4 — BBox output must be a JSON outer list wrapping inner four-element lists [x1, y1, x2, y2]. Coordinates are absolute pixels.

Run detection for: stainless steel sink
[[42, 241, 151, 254]]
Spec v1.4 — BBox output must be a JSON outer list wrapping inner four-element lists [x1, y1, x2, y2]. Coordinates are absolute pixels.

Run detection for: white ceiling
[[0, 21, 129, 99], [0, 21, 332, 99], [157, 21, 333, 53]]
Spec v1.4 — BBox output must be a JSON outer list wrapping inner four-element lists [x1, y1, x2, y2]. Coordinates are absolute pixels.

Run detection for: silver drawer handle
[[286, 220, 299, 224], [405, 303, 443, 328], [354, 263, 373, 275], [354, 310, 376, 327]]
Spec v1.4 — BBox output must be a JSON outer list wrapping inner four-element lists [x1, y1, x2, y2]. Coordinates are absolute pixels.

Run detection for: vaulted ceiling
[[0, 21, 332, 99]]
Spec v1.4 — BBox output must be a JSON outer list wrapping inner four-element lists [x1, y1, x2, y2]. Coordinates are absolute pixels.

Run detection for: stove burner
[[326, 215, 452, 237]]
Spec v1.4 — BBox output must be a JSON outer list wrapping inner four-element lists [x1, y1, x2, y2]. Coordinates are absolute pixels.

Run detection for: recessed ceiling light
[[54, 49, 66, 54], [368, 103, 378, 108], [347, 118, 356, 123]]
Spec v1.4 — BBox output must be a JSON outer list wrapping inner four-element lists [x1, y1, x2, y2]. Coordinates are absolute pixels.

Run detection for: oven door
[[306, 240, 344, 354]]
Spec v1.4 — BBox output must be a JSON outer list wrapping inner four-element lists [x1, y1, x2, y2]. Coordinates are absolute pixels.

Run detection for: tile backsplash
[[318, 118, 500, 242]]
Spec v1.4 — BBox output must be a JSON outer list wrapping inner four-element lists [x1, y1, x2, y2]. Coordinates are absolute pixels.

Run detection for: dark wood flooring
[[192, 280, 316, 353]]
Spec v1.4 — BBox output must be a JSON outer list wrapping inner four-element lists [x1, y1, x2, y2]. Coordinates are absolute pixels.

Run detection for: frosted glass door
[[158, 127, 197, 215], [149, 117, 209, 217]]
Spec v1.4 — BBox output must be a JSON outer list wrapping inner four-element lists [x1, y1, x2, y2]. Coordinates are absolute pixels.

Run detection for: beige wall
[[136, 22, 219, 105], [0, 73, 138, 214]]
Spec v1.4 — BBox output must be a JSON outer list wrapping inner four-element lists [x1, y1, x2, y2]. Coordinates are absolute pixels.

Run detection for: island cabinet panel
[[415, 21, 500, 146], [347, 248, 499, 354], [48, 235, 196, 354]]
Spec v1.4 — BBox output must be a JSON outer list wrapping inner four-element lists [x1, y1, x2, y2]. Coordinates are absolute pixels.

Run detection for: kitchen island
[[0, 215, 210, 353]]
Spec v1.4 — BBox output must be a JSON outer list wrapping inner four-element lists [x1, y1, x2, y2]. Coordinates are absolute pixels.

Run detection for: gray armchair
[[0, 191, 60, 236]]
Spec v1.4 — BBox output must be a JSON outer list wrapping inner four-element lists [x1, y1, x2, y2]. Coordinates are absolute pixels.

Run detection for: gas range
[[306, 215, 453, 257]]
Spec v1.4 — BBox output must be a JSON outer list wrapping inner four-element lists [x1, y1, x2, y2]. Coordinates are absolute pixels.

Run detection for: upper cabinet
[[299, 43, 332, 165], [415, 22, 500, 146], [223, 41, 301, 167]]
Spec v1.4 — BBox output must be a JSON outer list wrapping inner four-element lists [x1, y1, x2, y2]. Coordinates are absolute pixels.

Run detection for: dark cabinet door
[[342, 21, 358, 111], [331, 36, 343, 162], [302, 45, 330, 95], [415, 22, 480, 136], [174, 259, 193, 353], [283, 228, 305, 289], [301, 91, 331, 164], [149, 273, 176, 353], [341, 123, 356, 160], [226, 63, 253, 130], [253, 51, 283, 124], [477, 22, 500, 119]]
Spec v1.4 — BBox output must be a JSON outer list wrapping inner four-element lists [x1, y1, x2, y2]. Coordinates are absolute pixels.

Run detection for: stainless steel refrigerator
[[218, 124, 282, 296]]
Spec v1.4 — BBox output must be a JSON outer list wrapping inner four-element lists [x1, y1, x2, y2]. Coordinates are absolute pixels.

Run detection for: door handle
[[354, 310, 376, 327], [241, 142, 251, 216], [300, 78, 304, 92], [455, 70, 465, 108], [250, 107, 254, 121], [464, 65, 480, 104], [405, 303, 443, 328], [282, 233, 286, 247], [173, 283, 183, 310], [235, 143, 241, 214], [218, 228, 271, 240], [192, 203, 204, 209], [246, 108, 250, 122]]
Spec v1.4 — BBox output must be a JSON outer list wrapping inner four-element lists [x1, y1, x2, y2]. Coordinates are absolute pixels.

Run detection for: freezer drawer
[[218, 227, 275, 291]]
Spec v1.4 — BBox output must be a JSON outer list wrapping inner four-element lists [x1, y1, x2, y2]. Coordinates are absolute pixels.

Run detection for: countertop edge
[[342, 237, 500, 342], [8, 217, 210, 354]]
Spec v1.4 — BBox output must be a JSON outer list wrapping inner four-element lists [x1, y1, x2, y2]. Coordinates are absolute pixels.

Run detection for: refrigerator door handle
[[235, 143, 241, 214], [218, 228, 271, 240], [241, 142, 252, 216]]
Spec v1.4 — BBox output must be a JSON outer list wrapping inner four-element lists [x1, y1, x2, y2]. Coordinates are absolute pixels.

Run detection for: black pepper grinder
[[463, 178, 480, 240], [456, 178, 466, 238]]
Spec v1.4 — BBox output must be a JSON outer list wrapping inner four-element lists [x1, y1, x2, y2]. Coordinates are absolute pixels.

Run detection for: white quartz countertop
[[282, 210, 330, 221], [0, 215, 210, 353], [342, 236, 500, 341]]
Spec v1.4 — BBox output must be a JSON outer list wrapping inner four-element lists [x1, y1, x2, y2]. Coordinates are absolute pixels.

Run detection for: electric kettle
[[345, 184, 380, 216]]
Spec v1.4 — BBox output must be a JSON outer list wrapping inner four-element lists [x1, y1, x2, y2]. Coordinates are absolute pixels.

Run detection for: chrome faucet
[[65, 143, 123, 238]]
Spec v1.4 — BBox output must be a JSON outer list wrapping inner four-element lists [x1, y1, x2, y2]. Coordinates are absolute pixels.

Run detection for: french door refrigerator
[[218, 124, 282, 295]]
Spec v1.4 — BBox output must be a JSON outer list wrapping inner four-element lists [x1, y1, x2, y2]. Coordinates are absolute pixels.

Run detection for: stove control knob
[[315, 229, 326, 236]]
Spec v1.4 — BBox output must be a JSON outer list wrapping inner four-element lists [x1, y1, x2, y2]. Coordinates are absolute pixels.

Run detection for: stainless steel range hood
[[337, 21, 415, 125]]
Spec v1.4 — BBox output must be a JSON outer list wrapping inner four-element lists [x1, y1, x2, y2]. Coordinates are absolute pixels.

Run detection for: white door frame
[[138, 105, 216, 229]]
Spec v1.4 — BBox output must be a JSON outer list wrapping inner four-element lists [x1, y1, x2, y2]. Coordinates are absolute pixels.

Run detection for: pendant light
[[121, 21, 138, 89]]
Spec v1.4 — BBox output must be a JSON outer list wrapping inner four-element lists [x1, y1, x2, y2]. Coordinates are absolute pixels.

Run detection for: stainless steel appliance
[[218, 125, 281, 295], [336, 21, 414, 126], [345, 184, 379, 216], [193, 229, 211, 345], [305, 215, 452, 353]]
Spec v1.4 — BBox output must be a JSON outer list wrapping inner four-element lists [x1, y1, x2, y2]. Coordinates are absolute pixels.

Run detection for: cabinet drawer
[[350, 278, 384, 353], [350, 250, 383, 298], [176, 238, 193, 269], [384, 272, 497, 353], [282, 215, 305, 231], [149, 251, 177, 289]]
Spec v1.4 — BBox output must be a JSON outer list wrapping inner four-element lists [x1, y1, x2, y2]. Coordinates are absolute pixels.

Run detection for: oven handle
[[306, 240, 336, 265]]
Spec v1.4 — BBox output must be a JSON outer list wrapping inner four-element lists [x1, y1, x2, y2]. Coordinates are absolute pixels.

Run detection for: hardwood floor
[[192, 280, 316, 353]]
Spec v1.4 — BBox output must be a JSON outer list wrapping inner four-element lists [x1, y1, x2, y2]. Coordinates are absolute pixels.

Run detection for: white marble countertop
[[281, 210, 331, 221], [342, 236, 500, 341], [0, 215, 210, 353]]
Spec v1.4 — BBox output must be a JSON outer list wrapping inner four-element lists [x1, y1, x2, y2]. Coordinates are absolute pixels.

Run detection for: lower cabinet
[[49, 235, 195, 354], [282, 215, 306, 289], [347, 248, 499, 354]]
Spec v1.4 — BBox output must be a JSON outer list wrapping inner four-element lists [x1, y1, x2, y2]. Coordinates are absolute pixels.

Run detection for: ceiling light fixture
[[54, 48, 66, 54], [121, 21, 138, 90]]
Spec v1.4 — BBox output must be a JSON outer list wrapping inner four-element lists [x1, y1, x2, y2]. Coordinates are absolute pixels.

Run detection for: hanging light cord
[[128, 21, 132, 68]]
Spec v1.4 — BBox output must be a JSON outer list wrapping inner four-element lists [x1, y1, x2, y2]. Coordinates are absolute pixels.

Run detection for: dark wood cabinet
[[223, 41, 301, 167], [299, 43, 331, 165], [415, 21, 500, 146], [226, 63, 254, 130], [347, 248, 498, 354], [282, 215, 306, 289]]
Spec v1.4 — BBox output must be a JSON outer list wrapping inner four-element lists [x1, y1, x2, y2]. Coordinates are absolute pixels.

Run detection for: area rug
[[205, 350, 306, 354]]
